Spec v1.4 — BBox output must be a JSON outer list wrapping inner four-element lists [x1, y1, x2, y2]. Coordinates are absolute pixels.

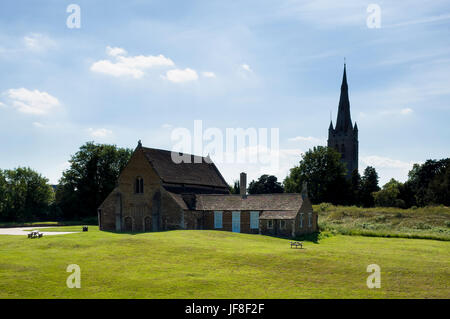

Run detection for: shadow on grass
[[292, 232, 323, 244], [101, 229, 180, 236], [100, 229, 330, 244]]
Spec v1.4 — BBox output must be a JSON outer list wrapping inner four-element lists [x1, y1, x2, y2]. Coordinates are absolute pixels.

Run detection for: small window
[[214, 211, 223, 229], [300, 213, 303, 229], [135, 177, 144, 194], [280, 220, 286, 229], [267, 220, 273, 229], [308, 213, 312, 227], [250, 211, 259, 229]]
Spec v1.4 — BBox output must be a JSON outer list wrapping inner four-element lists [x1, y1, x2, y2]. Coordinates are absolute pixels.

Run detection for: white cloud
[[380, 108, 414, 116], [361, 155, 415, 170], [164, 68, 198, 83], [23, 33, 56, 52], [360, 155, 421, 185], [202, 71, 216, 78], [87, 128, 113, 138], [161, 123, 173, 129], [288, 136, 324, 144], [90, 47, 175, 79], [241, 64, 252, 72], [0, 102, 5, 108], [105, 46, 127, 57], [400, 108, 413, 115], [4, 88, 60, 115]]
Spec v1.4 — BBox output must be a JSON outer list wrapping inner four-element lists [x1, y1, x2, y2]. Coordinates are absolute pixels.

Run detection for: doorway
[[232, 211, 240, 233]]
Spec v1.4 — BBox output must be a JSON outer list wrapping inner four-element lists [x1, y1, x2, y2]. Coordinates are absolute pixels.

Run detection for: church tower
[[327, 63, 358, 178]]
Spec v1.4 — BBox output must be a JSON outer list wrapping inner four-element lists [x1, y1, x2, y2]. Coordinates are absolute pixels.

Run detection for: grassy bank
[[0, 227, 449, 298], [314, 204, 450, 241]]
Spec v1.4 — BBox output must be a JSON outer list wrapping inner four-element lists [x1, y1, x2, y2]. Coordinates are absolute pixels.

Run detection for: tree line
[[0, 142, 448, 222], [233, 146, 449, 208], [0, 142, 132, 222]]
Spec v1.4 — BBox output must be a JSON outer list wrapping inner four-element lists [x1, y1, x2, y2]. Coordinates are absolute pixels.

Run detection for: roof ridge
[[196, 193, 302, 197], [141, 146, 207, 159]]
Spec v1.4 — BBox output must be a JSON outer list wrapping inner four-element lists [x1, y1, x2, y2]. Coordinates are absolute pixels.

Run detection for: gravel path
[[0, 226, 79, 236]]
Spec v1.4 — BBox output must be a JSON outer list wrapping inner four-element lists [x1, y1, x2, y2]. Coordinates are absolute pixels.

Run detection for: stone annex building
[[98, 143, 318, 237], [328, 64, 358, 178]]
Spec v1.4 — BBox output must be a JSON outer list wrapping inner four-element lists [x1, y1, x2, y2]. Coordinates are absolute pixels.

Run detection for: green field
[[315, 204, 450, 241], [0, 227, 449, 298]]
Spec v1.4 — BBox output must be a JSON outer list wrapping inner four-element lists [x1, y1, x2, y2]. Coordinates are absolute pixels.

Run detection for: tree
[[426, 165, 450, 206], [55, 142, 132, 219], [0, 170, 6, 218], [360, 166, 380, 207], [248, 174, 284, 194], [283, 146, 350, 204], [229, 180, 240, 194], [350, 169, 362, 206], [407, 158, 450, 206], [373, 178, 405, 208], [0, 167, 54, 222]]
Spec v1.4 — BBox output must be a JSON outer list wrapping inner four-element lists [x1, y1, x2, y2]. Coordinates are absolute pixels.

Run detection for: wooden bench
[[290, 241, 303, 249]]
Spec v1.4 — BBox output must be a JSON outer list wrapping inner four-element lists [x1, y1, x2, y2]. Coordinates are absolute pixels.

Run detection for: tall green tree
[[0, 167, 54, 222], [248, 174, 284, 194], [229, 180, 240, 194], [55, 142, 132, 219], [360, 166, 380, 207], [407, 159, 450, 206], [425, 164, 450, 206], [350, 169, 362, 206], [0, 170, 6, 217], [283, 146, 350, 204], [373, 178, 405, 208]]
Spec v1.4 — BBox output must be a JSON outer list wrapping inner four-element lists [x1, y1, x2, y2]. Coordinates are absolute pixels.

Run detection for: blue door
[[232, 211, 240, 233]]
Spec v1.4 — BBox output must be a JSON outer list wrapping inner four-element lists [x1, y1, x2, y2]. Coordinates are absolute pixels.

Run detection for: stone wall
[[99, 148, 183, 232], [259, 219, 296, 237]]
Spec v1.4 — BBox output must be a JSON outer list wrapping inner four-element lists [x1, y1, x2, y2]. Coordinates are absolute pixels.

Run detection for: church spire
[[335, 63, 353, 132]]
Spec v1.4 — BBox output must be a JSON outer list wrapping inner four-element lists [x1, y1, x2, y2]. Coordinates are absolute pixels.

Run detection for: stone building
[[98, 143, 318, 237], [327, 64, 359, 178]]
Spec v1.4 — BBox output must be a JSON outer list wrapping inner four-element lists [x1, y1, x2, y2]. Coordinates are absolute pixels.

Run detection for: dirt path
[[0, 226, 78, 236]]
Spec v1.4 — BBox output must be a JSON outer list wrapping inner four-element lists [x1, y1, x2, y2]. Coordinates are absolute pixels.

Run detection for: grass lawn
[[0, 227, 449, 299]]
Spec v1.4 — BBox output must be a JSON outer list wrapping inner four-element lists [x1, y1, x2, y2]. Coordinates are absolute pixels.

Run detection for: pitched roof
[[165, 191, 189, 210], [195, 193, 303, 211], [259, 211, 298, 219], [141, 147, 229, 188]]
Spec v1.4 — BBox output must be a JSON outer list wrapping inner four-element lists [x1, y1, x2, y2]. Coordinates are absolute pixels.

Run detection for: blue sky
[[0, 0, 449, 186]]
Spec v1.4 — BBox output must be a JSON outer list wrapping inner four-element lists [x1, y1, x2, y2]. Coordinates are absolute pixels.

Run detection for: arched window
[[135, 177, 144, 194], [341, 144, 345, 158]]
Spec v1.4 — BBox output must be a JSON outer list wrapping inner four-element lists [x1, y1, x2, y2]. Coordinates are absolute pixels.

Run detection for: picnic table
[[290, 241, 303, 249], [27, 231, 43, 238]]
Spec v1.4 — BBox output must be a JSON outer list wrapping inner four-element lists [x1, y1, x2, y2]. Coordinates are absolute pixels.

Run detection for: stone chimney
[[240, 172, 247, 199]]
